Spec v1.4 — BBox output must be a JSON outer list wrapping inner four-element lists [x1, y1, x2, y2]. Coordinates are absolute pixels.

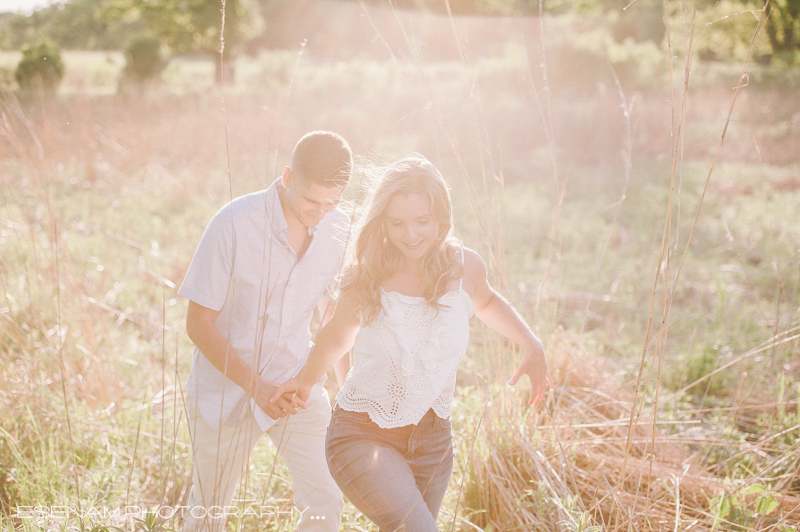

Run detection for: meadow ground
[[1, 38, 799, 531]]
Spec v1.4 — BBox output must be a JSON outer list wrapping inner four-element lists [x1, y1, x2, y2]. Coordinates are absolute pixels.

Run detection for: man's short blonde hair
[[290, 131, 353, 187]]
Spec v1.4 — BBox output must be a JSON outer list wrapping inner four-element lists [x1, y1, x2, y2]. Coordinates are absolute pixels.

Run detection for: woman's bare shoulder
[[460, 247, 488, 285]]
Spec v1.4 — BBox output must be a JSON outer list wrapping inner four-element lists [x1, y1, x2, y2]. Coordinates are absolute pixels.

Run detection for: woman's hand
[[269, 377, 313, 411], [465, 247, 554, 406], [508, 339, 554, 406], [252, 379, 297, 419]]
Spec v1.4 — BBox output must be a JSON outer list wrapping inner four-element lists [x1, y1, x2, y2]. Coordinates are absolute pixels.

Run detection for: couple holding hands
[[179, 131, 552, 532]]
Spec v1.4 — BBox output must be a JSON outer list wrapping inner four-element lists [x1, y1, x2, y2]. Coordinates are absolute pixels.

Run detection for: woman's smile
[[384, 193, 441, 261]]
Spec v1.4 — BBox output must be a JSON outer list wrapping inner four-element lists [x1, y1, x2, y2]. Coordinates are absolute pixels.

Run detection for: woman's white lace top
[[336, 265, 474, 428]]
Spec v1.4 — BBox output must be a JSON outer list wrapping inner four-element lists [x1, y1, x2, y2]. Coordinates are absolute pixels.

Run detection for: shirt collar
[[268, 178, 319, 237]]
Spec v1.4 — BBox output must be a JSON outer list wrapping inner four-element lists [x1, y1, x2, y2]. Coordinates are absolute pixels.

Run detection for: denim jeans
[[325, 406, 454, 532]]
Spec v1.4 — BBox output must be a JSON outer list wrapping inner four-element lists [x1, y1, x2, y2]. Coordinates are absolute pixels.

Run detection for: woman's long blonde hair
[[342, 155, 462, 325]]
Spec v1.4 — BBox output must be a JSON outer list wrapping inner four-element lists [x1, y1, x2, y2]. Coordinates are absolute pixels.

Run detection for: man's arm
[[318, 299, 351, 388], [186, 301, 294, 418]]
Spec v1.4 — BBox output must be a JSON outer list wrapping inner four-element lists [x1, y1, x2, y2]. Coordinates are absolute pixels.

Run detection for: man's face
[[281, 168, 344, 228]]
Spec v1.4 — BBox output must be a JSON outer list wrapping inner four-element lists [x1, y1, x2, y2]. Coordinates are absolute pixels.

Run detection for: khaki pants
[[182, 386, 343, 532]]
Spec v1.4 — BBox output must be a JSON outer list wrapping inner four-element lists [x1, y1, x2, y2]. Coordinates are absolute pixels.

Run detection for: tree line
[[0, 0, 796, 86]]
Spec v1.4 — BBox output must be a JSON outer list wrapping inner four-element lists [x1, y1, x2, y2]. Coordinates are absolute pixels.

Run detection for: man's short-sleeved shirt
[[179, 179, 350, 431]]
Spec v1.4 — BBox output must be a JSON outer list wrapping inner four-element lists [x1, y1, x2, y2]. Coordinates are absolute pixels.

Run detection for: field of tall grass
[[1, 5, 799, 531]]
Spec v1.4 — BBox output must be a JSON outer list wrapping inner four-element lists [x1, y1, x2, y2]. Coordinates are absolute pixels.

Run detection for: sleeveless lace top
[[336, 251, 474, 428]]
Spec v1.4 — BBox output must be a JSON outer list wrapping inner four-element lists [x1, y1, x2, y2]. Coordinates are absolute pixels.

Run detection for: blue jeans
[[325, 406, 454, 531]]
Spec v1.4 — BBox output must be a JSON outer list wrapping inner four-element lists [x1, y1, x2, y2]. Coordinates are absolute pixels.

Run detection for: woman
[[271, 155, 552, 531]]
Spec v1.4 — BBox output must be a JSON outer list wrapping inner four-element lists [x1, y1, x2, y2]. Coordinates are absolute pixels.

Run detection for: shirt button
[[282, 328, 287, 334], [286, 296, 291, 302]]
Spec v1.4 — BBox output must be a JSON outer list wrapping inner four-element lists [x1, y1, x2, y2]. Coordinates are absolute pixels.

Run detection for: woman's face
[[384, 192, 441, 263]]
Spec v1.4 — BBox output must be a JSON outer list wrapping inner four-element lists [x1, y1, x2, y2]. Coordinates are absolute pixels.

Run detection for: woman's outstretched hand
[[269, 377, 312, 411], [466, 248, 554, 406], [508, 339, 554, 406]]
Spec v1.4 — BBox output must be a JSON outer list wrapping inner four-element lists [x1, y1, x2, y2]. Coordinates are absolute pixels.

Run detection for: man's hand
[[508, 339, 554, 406], [252, 379, 297, 419], [187, 302, 295, 418], [269, 377, 313, 411]]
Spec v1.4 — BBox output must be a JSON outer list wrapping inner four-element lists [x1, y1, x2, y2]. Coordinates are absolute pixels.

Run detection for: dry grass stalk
[[462, 337, 800, 531]]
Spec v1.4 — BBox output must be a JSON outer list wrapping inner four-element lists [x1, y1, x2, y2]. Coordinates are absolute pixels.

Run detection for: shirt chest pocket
[[289, 271, 334, 315]]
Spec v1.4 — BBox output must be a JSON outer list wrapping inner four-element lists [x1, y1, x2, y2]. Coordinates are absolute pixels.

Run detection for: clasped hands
[[254, 377, 311, 420]]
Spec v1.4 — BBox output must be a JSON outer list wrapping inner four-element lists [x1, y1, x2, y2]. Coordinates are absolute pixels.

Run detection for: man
[[178, 131, 353, 532]]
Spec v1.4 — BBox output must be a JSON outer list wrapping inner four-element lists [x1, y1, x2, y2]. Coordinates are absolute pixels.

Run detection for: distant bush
[[122, 35, 167, 86], [548, 23, 667, 92], [0, 67, 14, 91], [14, 41, 64, 93], [611, 0, 665, 45]]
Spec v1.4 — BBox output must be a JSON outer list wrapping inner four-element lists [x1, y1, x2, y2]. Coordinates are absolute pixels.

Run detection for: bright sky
[[0, 0, 55, 14]]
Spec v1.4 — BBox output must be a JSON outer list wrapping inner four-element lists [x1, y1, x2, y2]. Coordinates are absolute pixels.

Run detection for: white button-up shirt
[[179, 180, 350, 430]]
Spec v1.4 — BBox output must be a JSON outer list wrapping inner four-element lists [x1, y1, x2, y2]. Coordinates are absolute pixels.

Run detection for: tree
[[103, 0, 262, 83], [608, 0, 666, 44], [14, 41, 65, 94], [0, 0, 144, 51], [765, 0, 800, 56], [121, 34, 167, 86]]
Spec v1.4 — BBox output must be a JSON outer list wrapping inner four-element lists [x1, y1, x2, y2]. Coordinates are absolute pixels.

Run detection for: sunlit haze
[[0, 0, 54, 14], [0, 0, 798, 529]]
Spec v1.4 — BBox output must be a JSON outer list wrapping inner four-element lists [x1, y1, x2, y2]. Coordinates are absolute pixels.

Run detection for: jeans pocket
[[333, 407, 374, 426], [435, 414, 452, 430]]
